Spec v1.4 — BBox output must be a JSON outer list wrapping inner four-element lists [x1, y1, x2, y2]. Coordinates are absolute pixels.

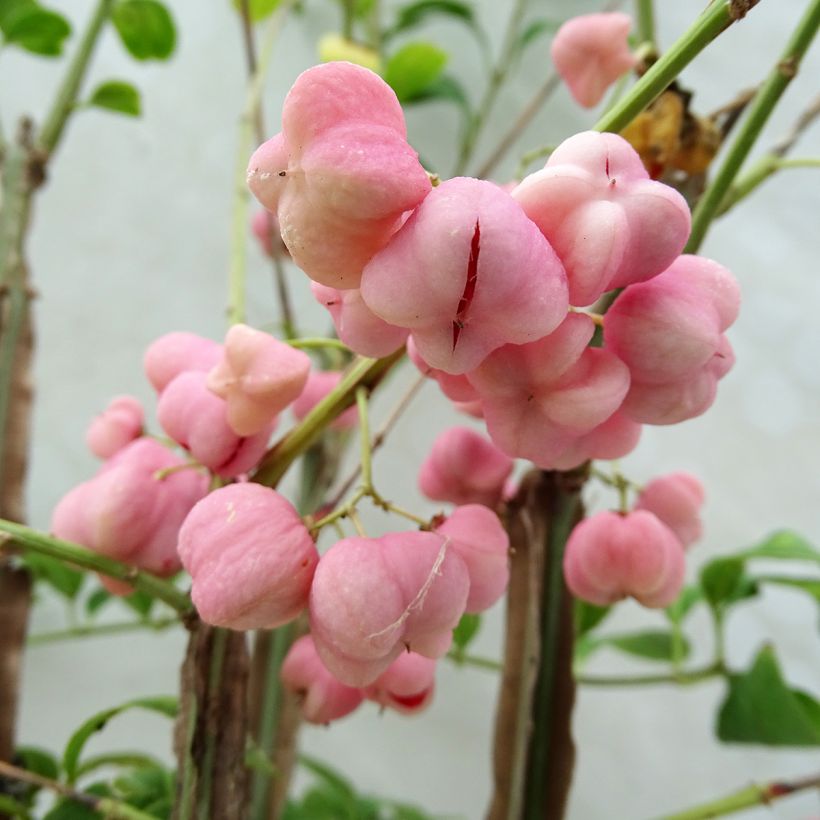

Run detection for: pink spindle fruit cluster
[[250, 62, 739, 472]]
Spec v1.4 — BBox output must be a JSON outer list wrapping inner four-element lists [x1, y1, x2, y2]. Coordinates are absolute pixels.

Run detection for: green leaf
[[230, 0, 281, 22], [1, 3, 71, 57], [717, 646, 820, 745], [63, 696, 178, 783], [85, 587, 112, 616], [0, 794, 32, 818], [700, 557, 747, 609], [604, 630, 691, 662], [123, 589, 155, 618], [759, 575, 820, 603], [515, 18, 559, 52], [43, 800, 103, 820], [665, 584, 703, 624], [742, 530, 820, 564], [389, 0, 474, 35], [297, 755, 356, 801], [452, 612, 481, 651], [15, 746, 59, 780], [111, 765, 174, 812], [75, 751, 163, 779], [25, 553, 84, 599], [88, 81, 141, 117], [384, 41, 448, 102], [574, 600, 611, 636], [112, 0, 176, 61]]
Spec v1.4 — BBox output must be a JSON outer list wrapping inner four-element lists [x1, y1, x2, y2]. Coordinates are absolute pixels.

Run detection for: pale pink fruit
[[291, 371, 358, 430], [418, 427, 513, 509], [208, 324, 310, 437], [435, 504, 510, 612], [604, 255, 739, 424], [512, 131, 691, 306], [311, 282, 408, 358], [635, 472, 705, 548], [468, 314, 630, 468], [178, 483, 319, 630], [548, 411, 642, 471], [247, 62, 431, 288], [281, 635, 365, 724], [406, 336, 480, 404], [158, 371, 274, 478], [563, 510, 685, 608], [51, 438, 208, 580], [364, 651, 436, 714], [251, 209, 288, 258], [309, 532, 470, 686], [360, 177, 569, 374], [85, 395, 144, 459], [143, 332, 222, 393], [552, 13, 637, 108]]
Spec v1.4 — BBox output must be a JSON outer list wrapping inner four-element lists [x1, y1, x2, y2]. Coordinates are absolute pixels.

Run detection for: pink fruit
[[551, 13, 637, 108], [178, 483, 319, 630], [85, 395, 144, 459], [360, 177, 569, 374], [251, 209, 288, 258], [635, 472, 705, 548], [207, 324, 311, 437], [364, 651, 436, 714], [309, 532, 469, 686], [247, 62, 431, 288], [418, 426, 513, 509], [512, 131, 691, 306], [311, 282, 408, 358], [291, 371, 358, 430], [158, 371, 274, 478], [281, 635, 364, 724], [51, 438, 208, 580], [143, 332, 222, 394], [563, 510, 686, 608], [469, 314, 630, 468], [435, 505, 510, 612]]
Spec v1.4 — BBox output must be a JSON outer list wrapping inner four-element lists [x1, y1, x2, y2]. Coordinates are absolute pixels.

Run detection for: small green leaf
[[63, 696, 178, 783], [452, 612, 481, 651], [515, 18, 559, 52], [88, 81, 141, 117], [389, 0, 474, 35], [574, 600, 611, 636], [25, 553, 84, 599], [0, 794, 33, 818], [123, 589, 155, 618], [384, 41, 448, 102], [759, 575, 820, 603], [297, 754, 356, 801], [717, 645, 820, 746], [231, 0, 281, 22], [604, 630, 691, 662], [742, 530, 820, 564], [1, 4, 71, 57], [43, 800, 103, 820], [111, 765, 174, 812], [112, 0, 176, 61], [665, 584, 703, 624], [15, 746, 59, 780], [85, 587, 112, 616], [700, 557, 747, 609]]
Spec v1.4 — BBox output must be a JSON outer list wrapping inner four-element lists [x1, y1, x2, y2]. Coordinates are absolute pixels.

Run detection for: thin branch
[[771, 91, 820, 156], [686, 0, 820, 252], [0, 519, 193, 616], [658, 772, 820, 820], [0, 760, 156, 820], [28, 616, 179, 647], [576, 663, 723, 687]]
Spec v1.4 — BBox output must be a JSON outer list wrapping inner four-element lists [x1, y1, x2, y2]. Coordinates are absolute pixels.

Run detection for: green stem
[[720, 155, 820, 214], [658, 772, 820, 820], [635, 0, 657, 50], [0, 519, 192, 615], [446, 651, 502, 671], [355, 386, 372, 490], [28, 616, 178, 646], [253, 349, 404, 487], [38, 0, 114, 154], [577, 663, 723, 687], [454, 0, 529, 175], [595, 1, 762, 134], [286, 337, 351, 353], [687, 0, 820, 252], [228, 0, 295, 326]]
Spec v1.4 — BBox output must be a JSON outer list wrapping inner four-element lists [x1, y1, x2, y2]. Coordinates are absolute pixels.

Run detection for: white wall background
[[3, 0, 820, 817]]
